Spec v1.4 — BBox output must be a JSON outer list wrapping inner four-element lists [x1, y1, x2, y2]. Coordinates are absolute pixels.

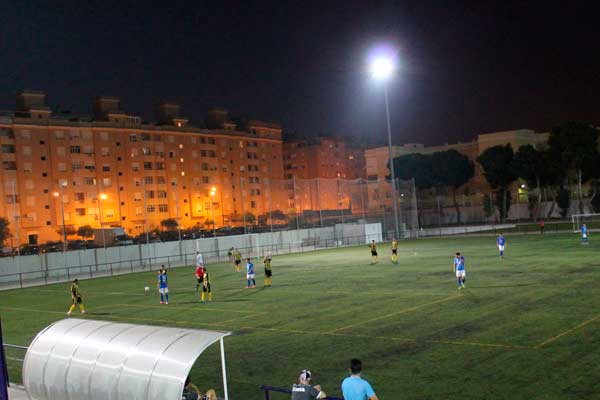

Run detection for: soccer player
[[391, 238, 398, 263], [195, 252, 204, 292], [369, 240, 378, 264], [233, 248, 242, 272], [581, 224, 589, 245], [497, 234, 506, 259], [246, 258, 256, 288], [201, 267, 212, 301], [263, 253, 273, 287], [67, 279, 86, 316], [291, 370, 327, 400], [158, 269, 169, 304], [453, 252, 466, 289]]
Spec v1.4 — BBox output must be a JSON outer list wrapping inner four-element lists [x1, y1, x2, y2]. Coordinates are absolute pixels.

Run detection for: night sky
[[1, 1, 599, 145]]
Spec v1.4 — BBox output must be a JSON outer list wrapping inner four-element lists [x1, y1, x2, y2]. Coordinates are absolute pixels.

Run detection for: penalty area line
[[536, 314, 600, 348]]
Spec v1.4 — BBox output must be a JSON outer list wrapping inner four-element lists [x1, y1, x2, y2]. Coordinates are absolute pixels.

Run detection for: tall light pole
[[53, 181, 68, 252], [98, 193, 107, 250], [370, 55, 400, 240], [210, 186, 217, 237]]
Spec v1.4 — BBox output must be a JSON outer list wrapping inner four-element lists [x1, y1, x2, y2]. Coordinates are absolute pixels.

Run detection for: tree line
[[392, 122, 600, 222]]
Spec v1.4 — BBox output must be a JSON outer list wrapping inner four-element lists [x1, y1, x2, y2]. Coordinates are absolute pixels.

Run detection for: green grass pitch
[[2, 233, 599, 399]]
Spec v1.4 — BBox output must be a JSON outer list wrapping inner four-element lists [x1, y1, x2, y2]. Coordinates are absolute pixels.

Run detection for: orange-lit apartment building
[[0, 91, 283, 246], [364, 129, 549, 211], [282, 137, 366, 213]]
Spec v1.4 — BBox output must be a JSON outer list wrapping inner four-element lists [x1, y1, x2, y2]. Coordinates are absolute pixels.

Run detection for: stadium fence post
[[0, 319, 10, 400], [19, 272, 23, 288]]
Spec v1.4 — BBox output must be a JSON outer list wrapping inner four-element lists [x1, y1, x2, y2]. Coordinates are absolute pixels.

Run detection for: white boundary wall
[[0, 223, 382, 289]]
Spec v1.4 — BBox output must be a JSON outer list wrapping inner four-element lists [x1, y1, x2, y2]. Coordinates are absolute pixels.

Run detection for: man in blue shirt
[[246, 258, 256, 288], [496, 234, 506, 259], [453, 252, 466, 289], [341, 359, 378, 400], [581, 224, 589, 245], [157, 269, 169, 304]]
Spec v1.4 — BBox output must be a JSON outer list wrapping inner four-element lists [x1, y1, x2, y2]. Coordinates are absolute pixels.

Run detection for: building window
[[1, 145, 15, 153], [202, 176, 209, 184], [23, 162, 33, 172], [129, 134, 138, 142], [146, 190, 155, 199], [144, 162, 152, 170], [57, 163, 66, 172], [142, 147, 151, 155], [208, 137, 216, 145], [75, 193, 85, 202], [102, 178, 111, 187], [76, 208, 86, 216], [0, 128, 15, 138], [158, 204, 168, 212], [70, 146, 81, 154], [144, 176, 153, 184], [20, 130, 31, 140], [157, 190, 167, 198], [250, 200, 257, 208], [84, 177, 95, 185], [155, 162, 165, 170], [156, 176, 166, 184], [131, 163, 140, 172], [141, 133, 151, 141], [100, 132, 109, 141], [101, 147, 110, 156], [147, 205, 156, 213], [102, 165, 110, 172], [72, 162, 82, 171], [3, 162, 16, 170], [201, 163, 209, 171]]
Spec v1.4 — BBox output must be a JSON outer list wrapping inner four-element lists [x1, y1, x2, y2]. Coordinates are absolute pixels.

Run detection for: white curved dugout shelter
[[22, 319, 231, 400]]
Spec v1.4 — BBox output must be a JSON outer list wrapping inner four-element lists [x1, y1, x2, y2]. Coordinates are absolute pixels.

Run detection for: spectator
[[291, 370, 326, 400], [539, 219, 545, 235], [341, 359, 378, 400], [182, 376, 217, 400]]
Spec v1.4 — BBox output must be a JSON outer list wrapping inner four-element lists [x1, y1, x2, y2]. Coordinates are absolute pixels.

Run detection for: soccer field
[[2, 234, 599, 399]]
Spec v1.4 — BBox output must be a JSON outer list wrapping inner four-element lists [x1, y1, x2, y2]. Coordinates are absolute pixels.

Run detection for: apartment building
[[364, 129, 549, 211], [0, 91, 283, 245]]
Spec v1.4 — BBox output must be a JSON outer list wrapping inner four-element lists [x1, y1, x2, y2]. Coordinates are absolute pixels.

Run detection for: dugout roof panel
[[22, 319, 231, 400]]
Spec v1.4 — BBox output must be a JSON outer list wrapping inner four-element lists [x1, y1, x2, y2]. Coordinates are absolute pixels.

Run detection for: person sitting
[[182, 376, 217, 400], [291, 370, 326, 399]]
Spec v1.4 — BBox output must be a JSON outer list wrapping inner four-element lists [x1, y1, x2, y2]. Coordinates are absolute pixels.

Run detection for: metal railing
[[260, 385, 343, 400]]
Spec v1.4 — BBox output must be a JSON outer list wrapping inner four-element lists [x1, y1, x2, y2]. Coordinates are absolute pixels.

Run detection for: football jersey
[[246, 262, 254, 274], [454, 256, 465, 271], [158, 273, 168, 288], [497, 237, 506, 246]]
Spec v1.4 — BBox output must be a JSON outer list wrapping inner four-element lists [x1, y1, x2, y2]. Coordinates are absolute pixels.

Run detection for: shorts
[[235, 260, 241, 265], [159, 287, 169, 294], [392, 249, 397, 255], [498, 245, 505, 252], [203, 283, 211, 293], [455, 269, 466, 278], [265, 268, 272, 277], [371, 251, 378, 256], [72, 296, 82, 304], [583, 233, 588, 239], [246, 273, 255, 280]]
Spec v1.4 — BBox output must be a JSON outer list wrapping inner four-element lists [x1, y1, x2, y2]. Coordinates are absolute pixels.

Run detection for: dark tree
[[556, 187, 571, 218], [513, 145, 559, 219], [0, 217, 10, 247], [160, 218, 179, 231], [477, 144, 517, 222], [548, 122, 600, 213], [243, 212, 256, 225], [57, 225, 76, 237], [77, 225, 94, 239], [431, 150, 474, 224], [391, 153, 435, 190]]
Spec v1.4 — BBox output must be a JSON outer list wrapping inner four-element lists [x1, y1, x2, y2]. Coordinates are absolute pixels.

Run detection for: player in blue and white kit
[[246, 258, 256, 288], [157, 268, 169, 304], [497, 234, 506, 259], [453, 252, 466, 289], [581, 224, 589, 245]]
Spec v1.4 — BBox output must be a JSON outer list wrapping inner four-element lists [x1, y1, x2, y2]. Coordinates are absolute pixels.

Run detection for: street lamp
[[210, 187, 217, 237], [98, 193, 107, 250], [370, 51, 400, 240], [53, 182, 67, 252]]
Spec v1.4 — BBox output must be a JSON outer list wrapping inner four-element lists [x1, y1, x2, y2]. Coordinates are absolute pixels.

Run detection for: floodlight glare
[[370, 57, 394, 81]]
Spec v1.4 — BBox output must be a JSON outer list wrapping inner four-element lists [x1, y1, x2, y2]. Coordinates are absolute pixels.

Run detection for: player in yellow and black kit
[[263, 254, 273, 287], [391, 238, 399, 263], [369, 240, 378, 264], [67, 279, 86, 316], [233, 249, 242, 272], [201, 267, 212, 301]]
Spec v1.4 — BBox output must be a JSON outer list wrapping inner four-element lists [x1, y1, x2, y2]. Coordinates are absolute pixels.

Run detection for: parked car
[[19, 245, 40, 255], [41, 241, 64, 253]]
